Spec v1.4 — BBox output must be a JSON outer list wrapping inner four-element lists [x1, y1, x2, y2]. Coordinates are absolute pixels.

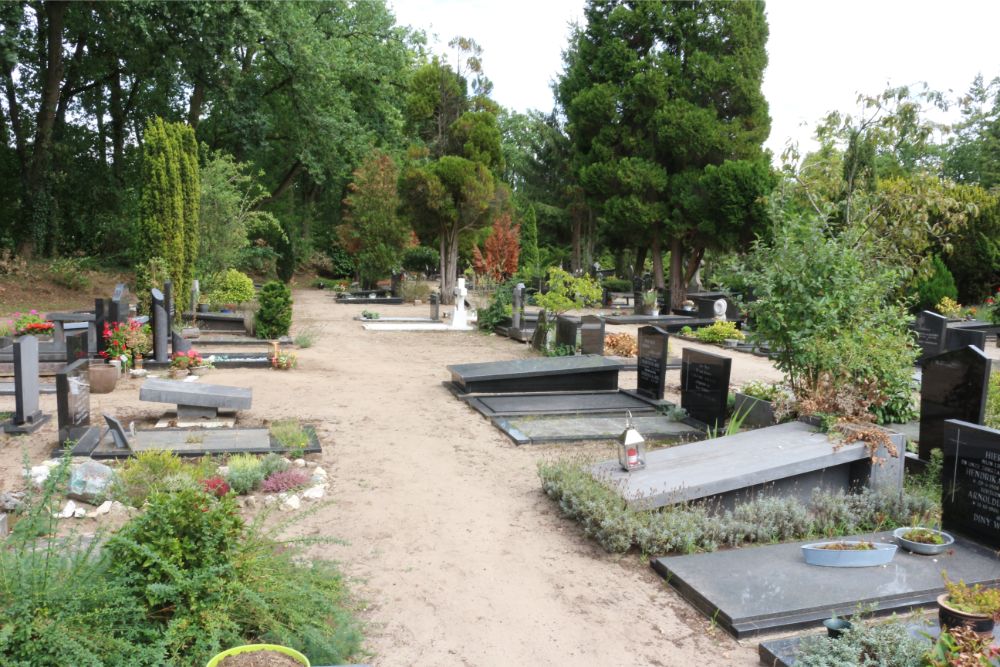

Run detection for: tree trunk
[[440, 225, 460, 305], [633, 245, 647, 282], [651, 226, 664, 290], [683, 246, 705, 287], [109, 67, 125, 182], [438, 234, 448, 303], [256, 160, 303, 207], [28, 0, 66, 190], [669, 236, 685, 310], [571, 212, 582, 274], [188, 80, 205, 128]]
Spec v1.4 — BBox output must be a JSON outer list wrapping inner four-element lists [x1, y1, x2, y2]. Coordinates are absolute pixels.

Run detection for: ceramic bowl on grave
[[892, 527, 955, 555], [801, 540, 897, 567]]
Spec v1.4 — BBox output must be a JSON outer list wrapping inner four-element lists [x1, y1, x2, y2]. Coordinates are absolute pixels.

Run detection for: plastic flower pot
[[937, 594, 996, 637], [893, 527, 954, 555], [205, 644, 309, 667], [801, 541, 897, 567]]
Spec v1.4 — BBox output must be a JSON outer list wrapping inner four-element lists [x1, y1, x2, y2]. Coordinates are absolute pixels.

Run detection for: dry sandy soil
[[7, 289, 995, 666]]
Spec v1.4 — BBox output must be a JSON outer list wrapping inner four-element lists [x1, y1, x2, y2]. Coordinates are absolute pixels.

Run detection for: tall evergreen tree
[[558, 0, 772, 307], [519, 204, 540, 279]]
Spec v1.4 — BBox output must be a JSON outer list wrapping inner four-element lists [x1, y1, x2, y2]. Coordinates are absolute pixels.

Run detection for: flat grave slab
[[363, 322, 474, 331], [652, 530, 1000, 639], [464, 391, 659, 417], [448, 355, 623, 394], [333, 296, 404, 304], [86, 426, 322, 459], [592, 421, 903, 509], [154, 412, 236, 429], [0, 382, 55, 395], [355, 316, 436, 323], [493, 413, 701, 445], [602, 315, 717, 330]]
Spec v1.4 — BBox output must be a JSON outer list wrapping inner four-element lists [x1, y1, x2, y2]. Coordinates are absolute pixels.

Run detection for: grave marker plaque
[[942, 420, 1000, 549], [914, 310, 948, 362], [918, 345, 990, 460], [680, 348, 732, 428], [580, 315, 605, 356], [637, 326, 670, 400], [555, 316, 579, 351], [4, 336, 50, 434]]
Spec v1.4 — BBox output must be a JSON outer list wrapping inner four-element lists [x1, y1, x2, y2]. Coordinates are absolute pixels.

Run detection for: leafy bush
[[324, 243, 356, 278], [402, 245, 440, 275], [261, 469, 311, 493], [738, 380, 783, 402], [935, 295, 964, 319], [135, 255, 171, 315], [797, 618, 927, 667], [534, 267, 602, 314], [113, 450, 215, 507], [237, 240, 280, 278], [48, 257, 92, 291], [601, 277, 631, 293], [478, 280, 515, 331], [271, 419, 310, 458], [693, 320, 745, 344], [206, 268, 256, 307], [400, 278, 431, 303], [260, 453, 290, 478], [679, 325, 693, 336], [914, 254, 958, 312], [538, 459, 935, 555], [256, 280, 293, 339], [225, 453, 266, 495]]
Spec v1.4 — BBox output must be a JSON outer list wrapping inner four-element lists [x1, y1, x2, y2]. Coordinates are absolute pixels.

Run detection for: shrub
[[206, 268, 256, 307], [48, 257, 92, 291], [237, 241, 280, 278], [261, 469, 311, 493], [271, 419, 310, 458], [797, 618, 927, 667], [324, 242, 356, 278], [293, 326, 319, 348], [402, 245, 440, 275], [738, 380, 783, 402], [935, 296, 964, 319], [114, 450, 192, 506], [914, 255, 958, 312], [693, 320, 745, 344], [202, 476, 231, 498], [986, 373, 1000, 429], [225, 453, 266, 495], [134, 255, 171, 315], [478, 280, 515, 332], [256, 280, 293, 339], [260, 453, 290, 478], [534, 267, 602, 314], [601, 277, 631, 293], [400, 278, 431, 303]]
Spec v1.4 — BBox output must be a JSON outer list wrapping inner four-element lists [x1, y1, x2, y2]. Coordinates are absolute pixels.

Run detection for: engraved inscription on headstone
[[918, 345, 990, 460], [943, 419, 1000, 549], [680, 348, 732, 428], [636, 326, 669, 400], [914, 310, 948, 362], [945, 327, 987, 353]]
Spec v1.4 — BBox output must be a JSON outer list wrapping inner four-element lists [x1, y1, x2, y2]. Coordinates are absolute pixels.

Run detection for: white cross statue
[[451, 278, 469, 329]]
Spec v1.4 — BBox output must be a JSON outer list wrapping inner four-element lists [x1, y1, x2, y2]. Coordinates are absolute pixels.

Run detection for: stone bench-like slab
[[139, 378, 252, 419], [593, 420, 903, 509], [448, 355, 624, 394]]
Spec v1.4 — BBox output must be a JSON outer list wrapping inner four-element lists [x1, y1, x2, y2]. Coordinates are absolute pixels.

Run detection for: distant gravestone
[[580, 315, 605, 356], [918, 345, 990, 460], [429, 293, 440, 321], [55, 358, 100, 452], [511, 283, 525, 331], [390, 271, 402, 297], [914, 310, 948, 362], [109, 283, 128, 324], [637, 326, 669, 400], [531, 311, 548, 351], [4, 336, 50, 434], [680, 348, 732, 428], [555, 316, 579, 351], [945, 327, 987, 353], [151, 288, 169, 363], [103, 413, 132, 450], [171, 331, 192, 354], [942, 419, 1000, 549], [66, 330, 88, 363], [94, 298, 108, 341]]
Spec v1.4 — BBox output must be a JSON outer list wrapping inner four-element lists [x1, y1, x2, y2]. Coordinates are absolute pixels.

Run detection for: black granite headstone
[[918, 345, 990, 460], [580, 315, 605, 356], [172, 331, 192, 354], [151, 288, 169, 363], [66, 330, 88, 362], [945, 327, 987, 353], [94, 298, 108, 341], [680, 348, 732, 428], [531, 311, 548, 351], [103, 413, 132, 450], [555, 316, 578, 351], [914, 310, 948, 363], [637, 326, 669, 400], [429, 293, 440, 321], [55, 358, 100, 453], [942, 419, 1000, 549]]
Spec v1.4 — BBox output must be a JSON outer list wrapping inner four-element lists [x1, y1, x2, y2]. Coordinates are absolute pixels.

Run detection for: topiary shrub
[[206, 269, 256, 307], [914, 255, 958, 312], [255, 280, 293, 339]]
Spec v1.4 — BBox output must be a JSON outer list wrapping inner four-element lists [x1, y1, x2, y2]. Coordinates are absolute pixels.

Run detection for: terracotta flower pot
[[937, 594, 996, 637], [89, 363, 119, 394]]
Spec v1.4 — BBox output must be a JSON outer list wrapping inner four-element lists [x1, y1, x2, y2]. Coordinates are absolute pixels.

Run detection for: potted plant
[[206, 643, 309, 667], [271, 350, 297, 370], [938, 573, 1000, 636], [643, 290, 659, 316], [801, 540, 897, 567], [189, 352, 213, 376], [168, 350, 198, 378], [892, 526, 954, 555], [13, 311, 55, 338]]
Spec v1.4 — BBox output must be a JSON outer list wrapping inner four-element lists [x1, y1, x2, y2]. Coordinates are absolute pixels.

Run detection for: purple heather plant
[[261, 469, 311, 493]]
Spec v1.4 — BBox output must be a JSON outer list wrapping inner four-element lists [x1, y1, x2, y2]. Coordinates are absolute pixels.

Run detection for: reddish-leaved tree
[[472, 213, 520, 281]]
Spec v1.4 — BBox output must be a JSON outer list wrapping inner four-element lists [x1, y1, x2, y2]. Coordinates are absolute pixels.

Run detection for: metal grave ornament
[[617, 411, 646, 472]]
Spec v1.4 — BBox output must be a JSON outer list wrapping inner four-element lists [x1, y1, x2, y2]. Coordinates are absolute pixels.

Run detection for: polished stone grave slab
[[448, 355, 623, 394], [333, 295, 404, 305], [493, 413, 700, 445], [653, 530, 1000, 639], [139, 378, 252, 419], [602, 315, 717, 330], [918, 345, 990, 460], [592, 421, 904, 509], [914, 310, 948, 362], [0, 382, 55, 395], [86, 425, 322, 459], [464, 391, 658, 418], [363, 321, 474, 332]]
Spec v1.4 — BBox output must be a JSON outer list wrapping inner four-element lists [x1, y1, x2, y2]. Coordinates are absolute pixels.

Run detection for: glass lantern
[[617, 411, 646, 472]]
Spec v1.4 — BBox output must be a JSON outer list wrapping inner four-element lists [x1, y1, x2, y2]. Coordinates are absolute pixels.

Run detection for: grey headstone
[[448, 354, 622, 394], [429, 293, 440, 321], [151, 288, 168, 363], [172, 330, 192, 354], [943, 419, 1000, 549], [512, 283, 525, 330], [680, 348, 732, 428], [103, 413, 132, 450], [554, 315, 578, 351], [530, 310, 548, 351], [190, 279, 200, 313], [918, 345, 990, 460], [4, 336, 48, 433], [914, 310, 948, 363], [139, 378, 253, 411], [637, 326, 669, 400], [580, 315, 605, 356]]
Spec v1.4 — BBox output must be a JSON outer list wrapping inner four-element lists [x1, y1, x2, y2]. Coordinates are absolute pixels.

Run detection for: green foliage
[[256, 281, 293, 339], [260, 453, 290, 478], [324, 243, 357, 279], [360, 310, 379, 320], [693, 321, 745, 344], [113, 451, 216, 507], [942, 573, 1000, 617], [401, 245, 440, 275], [135, 256, 172, 315], [518, 204, 541, 278], [797, 618, 927, 667], [400, 279, 431, 303], [679, 325, 693, 336], [48, 257, 92, 291], [545, 344, 577, 357], [206, 269, 256, 307], [225, 454, 266, 495], [478, 280, 515, 332], [601, 277, 631, 293], [942, 186, 1000, 302], [533, 267, 602, 314], [914, 255, 958, 312], [271, 420, 310, 458], [986, 373, 1000, 429], [538, 459, 934, 555], [293, 326, 320, 349], [739, 381, 784, 403]]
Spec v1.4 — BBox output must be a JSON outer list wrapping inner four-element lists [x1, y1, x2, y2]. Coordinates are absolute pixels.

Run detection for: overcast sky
[[389, 0, 1000, 160]]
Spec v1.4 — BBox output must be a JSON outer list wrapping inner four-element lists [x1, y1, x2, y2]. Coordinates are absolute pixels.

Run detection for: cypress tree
[[520, 204, 540, 279]]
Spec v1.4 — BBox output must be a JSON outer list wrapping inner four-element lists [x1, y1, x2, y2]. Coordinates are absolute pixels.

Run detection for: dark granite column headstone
[[531, 311, 548, 351], [429, 293, 440, 321], [512, 283, 525, 331], [94, 298, 108, 340], [4, 336, 50, 434], [171, 331, 192, 354], [580, 315, 605, 356], [151, 288, 169, 363], [555, 316, 579, 351], [637, 326, 669, 400], [942, 419, 1000, 549], [108, 283, 128, 325], [918, 345, 990, 460], [914, 310, 948, 363], [55, 358, 100, 454], [680, 348, 732, 428]]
